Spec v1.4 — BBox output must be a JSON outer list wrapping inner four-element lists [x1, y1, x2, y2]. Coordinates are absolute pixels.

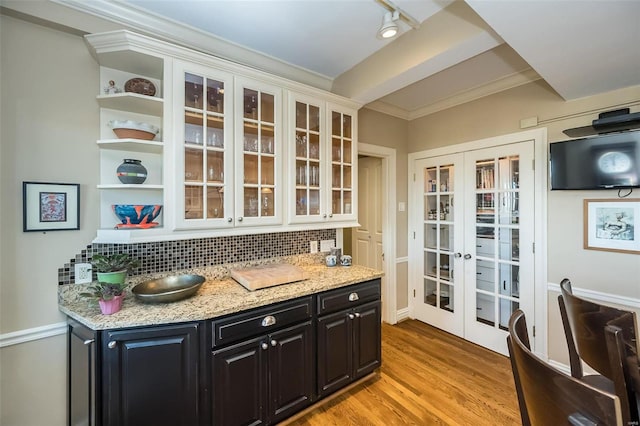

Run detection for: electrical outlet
[[320, 239, 335, 253], [310, 241, 318, 254], [74, 263, 93, 284]]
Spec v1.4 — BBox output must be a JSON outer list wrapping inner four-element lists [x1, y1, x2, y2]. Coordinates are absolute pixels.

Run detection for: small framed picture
[[584, 198, 640, 254], [23, 182, 80, 232]]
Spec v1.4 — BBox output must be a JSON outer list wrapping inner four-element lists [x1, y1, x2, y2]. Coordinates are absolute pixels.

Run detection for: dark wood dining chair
[[559, 278, 640, 424], [507, 309, 623, 426]]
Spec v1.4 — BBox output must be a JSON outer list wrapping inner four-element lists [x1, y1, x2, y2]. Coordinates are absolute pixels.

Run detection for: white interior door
[[463, 141, 534, 355], [412, 153, 465, 337], [410, 139, 536, 355], [353, 156, 383, 271]]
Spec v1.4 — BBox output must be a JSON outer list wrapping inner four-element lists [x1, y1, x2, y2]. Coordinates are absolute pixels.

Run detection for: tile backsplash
[[58, 229, 336, 285]]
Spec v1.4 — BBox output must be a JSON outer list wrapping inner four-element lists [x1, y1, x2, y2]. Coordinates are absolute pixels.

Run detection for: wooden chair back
[[507, 309, 623, 426]]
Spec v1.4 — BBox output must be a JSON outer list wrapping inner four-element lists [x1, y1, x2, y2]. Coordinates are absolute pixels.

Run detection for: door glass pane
[[498, 228, 519, 261], [185, 148, 203, 182], [476, 259, 494, 291], [500, 299, 519, 330], [477, 293, 494, 326], [261, 188, 274, 217], [343, 191, 352, 214], [185, 73, 203, 108], [440, 283, 453, 312], [206, 151, 224, 183], [476, 159, 495, 189], [309, 105, 320, 132], [244, 154, 258, 185], [499, 192, 519, 224], [424, 278, 437, 307], [309, 190, 320, 215], [260, 93, 274, 123]]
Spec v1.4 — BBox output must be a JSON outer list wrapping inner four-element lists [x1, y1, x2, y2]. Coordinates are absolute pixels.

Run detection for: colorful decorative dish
[[113, 204, 162, 229], [124, 78, 156, 96]]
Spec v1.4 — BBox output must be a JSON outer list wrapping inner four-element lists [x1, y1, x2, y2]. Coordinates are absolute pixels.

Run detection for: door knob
[[238, 217, 243, 222], [261, 342, 268, 350], [270, 339, 277, 347], [107, 341, 117, 349], [454, 253, 462, 258], [227, 217, 233, 222], [464, 254, 472, 259], [348, 314, 355, 320]]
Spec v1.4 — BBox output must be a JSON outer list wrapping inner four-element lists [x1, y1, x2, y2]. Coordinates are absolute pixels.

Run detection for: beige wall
[[358, 108, 409, 309], [1, 15, 100, 425], [408, 79, 640, 364]]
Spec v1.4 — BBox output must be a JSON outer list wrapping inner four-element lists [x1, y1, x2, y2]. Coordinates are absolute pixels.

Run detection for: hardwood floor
[[283, 319, 521, 425]]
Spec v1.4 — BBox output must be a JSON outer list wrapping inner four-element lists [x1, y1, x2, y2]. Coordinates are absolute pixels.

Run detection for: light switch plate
[[320, 239, 335, 252], [310, 241, 318, 253]]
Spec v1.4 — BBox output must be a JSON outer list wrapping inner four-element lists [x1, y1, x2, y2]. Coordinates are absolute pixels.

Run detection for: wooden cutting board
[[230, 263, 306, 291]]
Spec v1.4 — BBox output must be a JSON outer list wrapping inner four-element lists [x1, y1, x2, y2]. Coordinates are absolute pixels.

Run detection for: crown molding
[[53, 0, 333, 91], [362, 101, 411, 120], [407, 68, 541, 120]]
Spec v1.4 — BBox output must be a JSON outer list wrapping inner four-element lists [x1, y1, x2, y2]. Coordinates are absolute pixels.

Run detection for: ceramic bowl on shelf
[[112, 204, 162, 229], [108, 120, 159, 141], [124, 77, 156, 96]]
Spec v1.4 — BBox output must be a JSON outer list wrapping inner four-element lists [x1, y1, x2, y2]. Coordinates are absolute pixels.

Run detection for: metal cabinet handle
[[329, 214, 333, 218], [261, 315, 276, 327], [83, 339, 95, 346], [464, 254, 472, 259], [107, 341, 117, 349], [348, 314, 355, 320], [454, 253, 462, 258], [270, 339, 277, 347], [323, 214, 327, 218], [238, 217, 243, 222], [348, 292, 359, 302], [354, 312, 361, 318], [227, 217, 233, 223], [261, 342, 268, 350]]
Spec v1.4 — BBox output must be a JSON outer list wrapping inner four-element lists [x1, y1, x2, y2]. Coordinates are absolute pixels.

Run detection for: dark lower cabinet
[[102, 323, 201, 426], [68, 319, 98, 426], [68, 280, 381, 426], [316, 280, 382, 398], [68, 321, 205, 426], [212, 321, 314, 426]]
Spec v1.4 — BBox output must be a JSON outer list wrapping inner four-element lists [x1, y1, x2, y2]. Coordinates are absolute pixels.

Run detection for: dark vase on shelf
[[117, 159, 147, 184]]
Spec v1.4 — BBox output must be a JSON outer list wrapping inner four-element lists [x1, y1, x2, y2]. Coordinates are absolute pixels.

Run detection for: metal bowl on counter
[[132, 274, 205, 303]]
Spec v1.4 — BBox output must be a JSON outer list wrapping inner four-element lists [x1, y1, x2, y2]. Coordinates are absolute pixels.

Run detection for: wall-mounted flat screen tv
[[549, 130, 640, 190]]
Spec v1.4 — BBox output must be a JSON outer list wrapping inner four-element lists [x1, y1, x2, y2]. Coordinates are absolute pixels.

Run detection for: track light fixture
[[378, 10, 399, 39]]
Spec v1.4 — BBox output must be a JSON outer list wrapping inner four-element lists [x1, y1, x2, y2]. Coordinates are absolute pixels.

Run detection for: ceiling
[[6, 0, 640, 120]]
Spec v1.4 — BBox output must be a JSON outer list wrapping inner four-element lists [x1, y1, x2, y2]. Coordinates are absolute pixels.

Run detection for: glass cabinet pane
[[329, 110, 353, 216], [294, 100, 323, 219], [242, 86, 277, 219], [182, 71, 227, 223]]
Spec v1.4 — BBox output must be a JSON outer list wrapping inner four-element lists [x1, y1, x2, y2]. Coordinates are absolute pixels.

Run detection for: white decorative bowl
[[108, 120, 159, 141]]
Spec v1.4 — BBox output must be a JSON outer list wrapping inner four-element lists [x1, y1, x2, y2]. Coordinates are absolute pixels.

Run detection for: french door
[[411, 140, 535, 355]]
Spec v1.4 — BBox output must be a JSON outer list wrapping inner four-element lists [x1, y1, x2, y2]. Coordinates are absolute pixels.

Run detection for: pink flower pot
[[98, 295, 124, 315]]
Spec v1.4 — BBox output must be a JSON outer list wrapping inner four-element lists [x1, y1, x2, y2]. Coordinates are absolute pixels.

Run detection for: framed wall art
[[583, 198, 640, 254], [23, 181, 80, 232]]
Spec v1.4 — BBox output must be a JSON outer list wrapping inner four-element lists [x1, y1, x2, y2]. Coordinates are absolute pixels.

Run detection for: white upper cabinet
[[173, 60, 235, 230], [234, 77, 283, 227], [86, 31, 360, 243]]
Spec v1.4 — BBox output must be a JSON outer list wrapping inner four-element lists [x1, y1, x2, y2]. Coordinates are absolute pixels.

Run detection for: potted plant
[[80, 281, 127, 315], [91, 253, 139, 285]]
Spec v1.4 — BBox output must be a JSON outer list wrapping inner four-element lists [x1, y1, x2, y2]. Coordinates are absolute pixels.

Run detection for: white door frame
[[408, 128, 548, 356], [358, 142, 397, 324]]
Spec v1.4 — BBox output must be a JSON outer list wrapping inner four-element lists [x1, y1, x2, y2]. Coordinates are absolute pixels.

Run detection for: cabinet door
[[268, 322, 315, 423], [235, 77, 282, 227], [317, 310, 353, 398], [327, 103, 357, 222], [353, 301, 382, 379], [68, 321, 98, 426], [289, 93, 326, 224], [212, 335, 267, 426], [102, 323, 200, 426], [174, 60, 235, 229]]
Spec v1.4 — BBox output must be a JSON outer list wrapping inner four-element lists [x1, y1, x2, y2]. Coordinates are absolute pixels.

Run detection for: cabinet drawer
[[317, 279, 380, 316], [476, 237, 495, 256], [212, 296, 312, 348]]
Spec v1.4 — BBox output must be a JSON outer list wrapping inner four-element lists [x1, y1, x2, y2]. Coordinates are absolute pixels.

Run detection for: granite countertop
[[59, 255, 384, 330]]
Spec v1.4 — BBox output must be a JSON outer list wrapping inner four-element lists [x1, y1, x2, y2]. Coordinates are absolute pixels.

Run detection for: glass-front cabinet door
[[235, 78, 282, 226], [328, 103, 357, 222], [289, 93, 325, 223], [175, 61, 234, 229]]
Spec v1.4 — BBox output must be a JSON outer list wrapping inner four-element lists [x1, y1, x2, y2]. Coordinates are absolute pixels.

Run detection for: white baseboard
[[0, 322, 67, 348], [396, 307, 410, 322]]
